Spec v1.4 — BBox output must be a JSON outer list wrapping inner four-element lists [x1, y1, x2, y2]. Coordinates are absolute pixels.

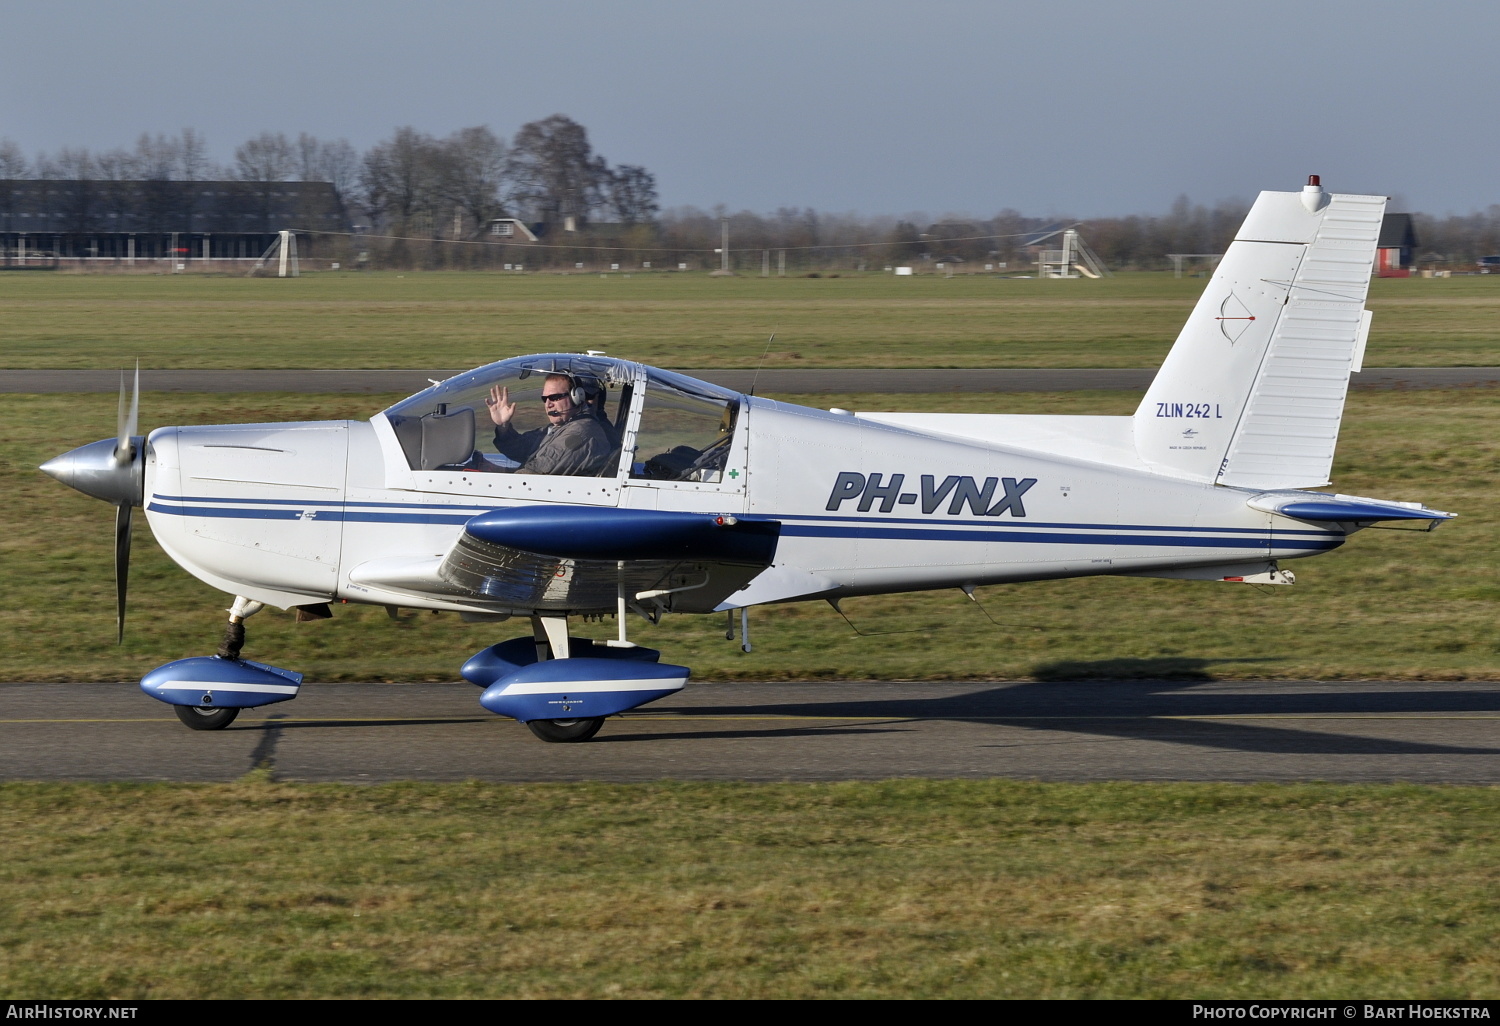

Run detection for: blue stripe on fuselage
[[152, 493, 501, 512], [146, 502, 475, 525], [151, 493, 1328, 539], [145, 497, 1338, 551]]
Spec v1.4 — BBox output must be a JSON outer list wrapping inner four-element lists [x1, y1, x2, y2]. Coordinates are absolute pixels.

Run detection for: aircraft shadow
[[1030, 656, 1281, 681], [211, 666, 1499, 757], [229, 715, 910, 745], [594, 724, 910, 743], [665, 668, 1500, 757], [230, 717, 493, 731]]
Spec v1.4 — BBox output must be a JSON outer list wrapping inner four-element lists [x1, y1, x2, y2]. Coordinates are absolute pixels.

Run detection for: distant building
[[481, 218, 539, 243], [478, 216, 633, 244], [1376, 213, 1417, 277], [0, 179, 348, 267]]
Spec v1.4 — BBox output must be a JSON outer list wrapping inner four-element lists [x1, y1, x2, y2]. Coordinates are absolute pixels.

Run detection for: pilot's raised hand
[[486, 384, 515, 427]]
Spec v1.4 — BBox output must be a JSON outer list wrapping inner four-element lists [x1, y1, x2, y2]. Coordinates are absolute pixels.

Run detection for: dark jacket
[[494, 413, 615, 475]]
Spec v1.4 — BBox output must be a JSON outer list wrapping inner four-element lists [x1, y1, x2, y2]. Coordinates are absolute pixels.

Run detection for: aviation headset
[[553, 373, 600, 408]]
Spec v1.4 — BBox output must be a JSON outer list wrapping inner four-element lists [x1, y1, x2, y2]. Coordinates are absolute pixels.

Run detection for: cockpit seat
[[391, 406, 477, 471]]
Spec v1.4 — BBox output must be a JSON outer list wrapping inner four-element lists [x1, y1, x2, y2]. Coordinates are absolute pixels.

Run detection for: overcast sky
[[2, 0, 1494, 217]]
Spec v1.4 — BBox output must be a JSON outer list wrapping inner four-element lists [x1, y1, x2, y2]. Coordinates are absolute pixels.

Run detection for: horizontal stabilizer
[[1248, 492, 1455, 525]]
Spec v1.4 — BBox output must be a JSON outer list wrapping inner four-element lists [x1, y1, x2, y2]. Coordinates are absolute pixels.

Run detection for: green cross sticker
[[728, 469, 740, 479]]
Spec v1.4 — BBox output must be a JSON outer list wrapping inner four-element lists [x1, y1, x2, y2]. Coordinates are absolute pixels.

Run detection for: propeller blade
[[115, 361, 139, 467], [115, 371, 127, 461], [115, 503, 132, 644]]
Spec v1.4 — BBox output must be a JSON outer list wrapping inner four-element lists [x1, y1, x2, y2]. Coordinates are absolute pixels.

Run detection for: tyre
[[526, 717, 605, 743], [174, 704, 240, 731]]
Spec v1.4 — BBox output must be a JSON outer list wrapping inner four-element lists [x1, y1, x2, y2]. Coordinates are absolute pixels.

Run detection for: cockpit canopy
[[382, 354, 742, 483]]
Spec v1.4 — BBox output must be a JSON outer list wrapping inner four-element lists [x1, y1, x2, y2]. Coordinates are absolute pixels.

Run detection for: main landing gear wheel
[[526, 717, 605, 743], [175, 705, 240, 731]]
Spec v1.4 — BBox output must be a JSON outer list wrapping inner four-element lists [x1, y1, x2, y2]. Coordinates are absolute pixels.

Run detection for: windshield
[[383, 354, 636, 475]]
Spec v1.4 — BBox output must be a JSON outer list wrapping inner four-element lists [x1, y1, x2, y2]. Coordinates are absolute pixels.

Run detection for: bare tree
[[170, 130, 213, 233], [317, 139, 359, 203], [134, 132, 181, 181], [93, 148, 134, 181], [125, 133, 186, 233], [234, 132, 294, 184], [361, 126, 441, 234], [290, 133, 359, 209], [91, 148, 137, 232], [296, 132, 321, 182], [438, 126, 509, 234], [506, 114, 608, 224], [179, 128, 212, 181], [608, 164, 658, 225], [28, 149, 68, 238], [886, 220, 924, 262], [0, 139, 32, 233], [43, 147, 101, 233], [1414, 206, 1500, 266], [0, 138, 28, 179], [232, 132, 296, 232]]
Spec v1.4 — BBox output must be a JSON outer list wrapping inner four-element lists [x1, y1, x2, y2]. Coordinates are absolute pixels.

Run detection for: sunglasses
[[541, 392, 572, 402]]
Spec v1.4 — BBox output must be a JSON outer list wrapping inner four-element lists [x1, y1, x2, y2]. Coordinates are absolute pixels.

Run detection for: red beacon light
[[1301, 174, 1327, 212]]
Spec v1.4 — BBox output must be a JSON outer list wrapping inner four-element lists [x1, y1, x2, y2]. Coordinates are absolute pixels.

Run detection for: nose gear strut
[[216, 596, 264, 660]]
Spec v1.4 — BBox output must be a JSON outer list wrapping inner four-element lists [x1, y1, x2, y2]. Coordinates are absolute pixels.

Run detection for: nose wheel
[[174, 705, 240, 731], [162, 596, 267, 732], [526, 717, 605, 743]]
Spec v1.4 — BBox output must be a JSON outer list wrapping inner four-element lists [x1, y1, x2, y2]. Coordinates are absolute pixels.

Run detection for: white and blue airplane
[[41, 177, 1454, 742]]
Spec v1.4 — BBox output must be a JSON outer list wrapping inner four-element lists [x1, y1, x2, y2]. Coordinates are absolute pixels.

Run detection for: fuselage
[[138, 362, 1344, 616]]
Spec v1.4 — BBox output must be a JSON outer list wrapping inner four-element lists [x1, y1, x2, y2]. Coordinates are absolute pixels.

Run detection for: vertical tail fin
[[1134, 180, 1386, 488]]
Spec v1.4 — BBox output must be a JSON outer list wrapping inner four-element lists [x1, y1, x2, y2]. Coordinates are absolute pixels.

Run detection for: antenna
[[749, 331, 776, 397]]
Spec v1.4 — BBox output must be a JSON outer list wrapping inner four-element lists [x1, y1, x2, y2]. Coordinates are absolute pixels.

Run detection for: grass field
[[2, 779, 1495, 998], [2, 270, 1499, 370], [5, 278, 1498, 1002], [3, 388, 1495, 684]]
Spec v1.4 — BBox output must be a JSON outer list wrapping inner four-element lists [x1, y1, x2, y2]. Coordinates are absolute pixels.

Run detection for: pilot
[[486, 373, 615, 475]]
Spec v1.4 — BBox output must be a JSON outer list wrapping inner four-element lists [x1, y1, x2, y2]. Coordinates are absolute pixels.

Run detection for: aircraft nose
[[39, 438, 144, 506], [38, 451, 74, 486]]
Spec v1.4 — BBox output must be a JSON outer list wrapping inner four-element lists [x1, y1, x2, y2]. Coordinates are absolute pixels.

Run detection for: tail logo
[[1216, 293, 1257, 343]]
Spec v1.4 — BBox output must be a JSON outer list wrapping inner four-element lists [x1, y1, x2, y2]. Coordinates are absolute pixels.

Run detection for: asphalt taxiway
[[4, 680, 1497, 783]]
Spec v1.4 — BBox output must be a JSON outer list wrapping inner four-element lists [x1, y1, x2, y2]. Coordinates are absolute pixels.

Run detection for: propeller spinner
[[39, 365, 144, 642]]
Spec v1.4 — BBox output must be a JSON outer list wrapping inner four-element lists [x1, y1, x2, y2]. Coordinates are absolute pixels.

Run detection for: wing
[[349, 506, 781, 615]]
